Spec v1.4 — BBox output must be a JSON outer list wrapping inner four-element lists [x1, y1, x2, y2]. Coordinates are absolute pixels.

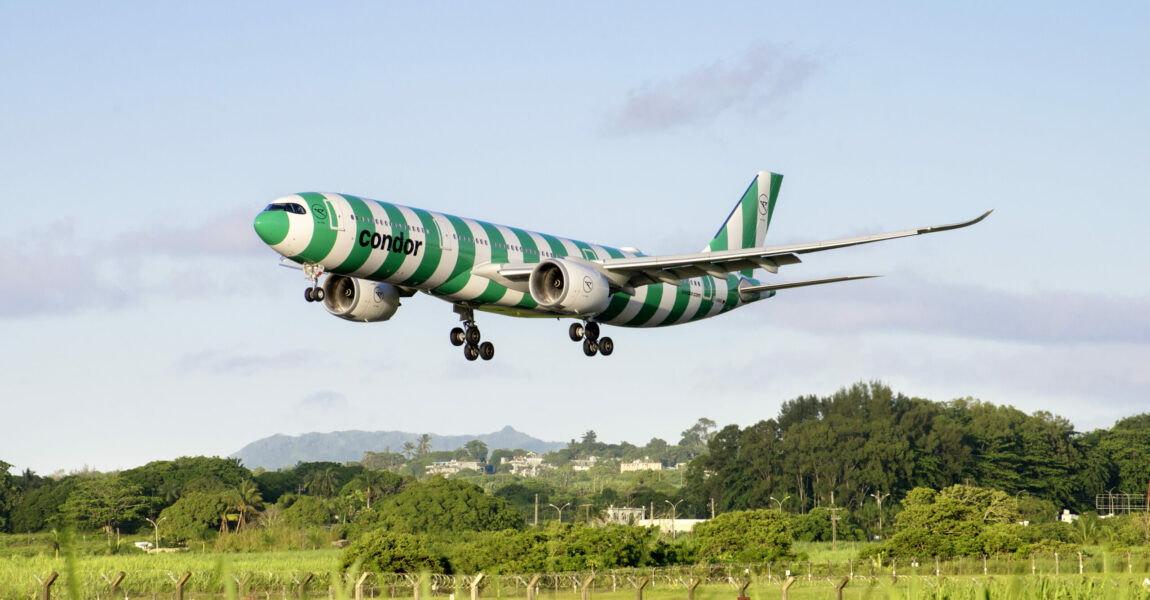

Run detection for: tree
[[358, 477, 524, 534], [307, 468, 338, 498], [282, 495, 334, 527], [341, 530, 448, 573], [401, 442, 416, 460], [464, 439, 489, 463], [693, 509, 794, 563], [159, 492, 228, 542], [679, 418, 717, 448], [874, 485, 1024, 557], [350, 470, 404, 509], [227, 480, 263, 530], [416, 434, 432, 457], [62, 477, 146, 536]]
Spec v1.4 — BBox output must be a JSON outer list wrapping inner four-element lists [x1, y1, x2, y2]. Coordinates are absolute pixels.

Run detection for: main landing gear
[[302, 263, 326, 302], [569, 320, 613, 357], [450, 305, 495, 361]]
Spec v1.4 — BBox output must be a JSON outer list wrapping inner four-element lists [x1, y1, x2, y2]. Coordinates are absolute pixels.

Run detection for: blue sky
[[2, 3, 1147, 475]]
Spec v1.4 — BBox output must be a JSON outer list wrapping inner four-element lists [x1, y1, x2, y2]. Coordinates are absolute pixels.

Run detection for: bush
[[693, 509, 794, 563], [342, 530, 449, 573]]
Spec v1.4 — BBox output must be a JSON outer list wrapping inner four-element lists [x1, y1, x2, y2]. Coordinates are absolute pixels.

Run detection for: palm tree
[[401, 442, 416, 459], [416, 434, 432, 457], [307, 468, 338, 498], [354, 470, 390, 509], [229, 480, 263, 530]]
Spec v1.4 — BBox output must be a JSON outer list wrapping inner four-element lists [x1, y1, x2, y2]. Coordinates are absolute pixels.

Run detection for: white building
[[502, 452, 553, 477], [571, 456, 598, 471], [426, 460, 483, 476], [620, 458, 663, 472]]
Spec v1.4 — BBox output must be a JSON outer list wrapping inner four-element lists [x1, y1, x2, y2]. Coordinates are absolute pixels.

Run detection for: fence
[[26, 553, 1150, 600]]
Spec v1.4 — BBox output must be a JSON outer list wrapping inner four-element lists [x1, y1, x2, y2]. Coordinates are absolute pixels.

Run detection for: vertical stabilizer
[[704, 171, 783, 276]]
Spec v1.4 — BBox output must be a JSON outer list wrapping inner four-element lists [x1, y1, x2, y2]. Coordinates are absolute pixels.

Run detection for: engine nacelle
[[528, 259, 610, 316], [321, 275, 401, 322]]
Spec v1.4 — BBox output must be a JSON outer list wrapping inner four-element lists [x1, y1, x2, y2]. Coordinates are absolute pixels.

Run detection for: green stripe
[[432, 215, 477, 295], [660, 281, 692, 325], [691, 276, 716, 321], [334, 195, 375, 273], [368, 202, 409, 280], [572, 239, 598, 261], [479, 222, 508, 263], [509, 228, 540, 263], [738, 179, 758, 277], [602, 246, 625, 259], [474, 280, 508, 304], [515, 293, 538, 309], [625, 284, 663, 326], [719, 276, 739, 313], [708, 228, 728, 253], [539, 233, 569, 258], [765, 173, 782, 234], [291, 193, 339, 263], [597, 292, 631, 322], [404, 208, 443, 286]]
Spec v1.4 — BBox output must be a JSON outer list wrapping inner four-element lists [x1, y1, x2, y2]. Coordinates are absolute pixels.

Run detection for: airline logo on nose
[[358, 229, 423, 257]]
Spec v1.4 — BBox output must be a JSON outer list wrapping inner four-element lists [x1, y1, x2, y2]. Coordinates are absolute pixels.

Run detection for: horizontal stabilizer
[[739, 275, 879, 295]]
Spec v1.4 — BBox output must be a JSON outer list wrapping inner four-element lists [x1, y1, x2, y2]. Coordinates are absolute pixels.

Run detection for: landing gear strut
[[302, 263, 325, 302], [452, 305, 494, 361], [570, 320, 613, 357]]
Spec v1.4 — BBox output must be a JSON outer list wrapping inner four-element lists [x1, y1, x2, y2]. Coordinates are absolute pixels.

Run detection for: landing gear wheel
[[305, 287, 315, 302], [465, 326, 481, 345], [314, 287, 324, 301], [585, 322, 600, 341], [449, 327, 466, 347], [569, 323, 585, 342], [582, 338, 599, 357], [464, 344, 480, 361], [598, 337, 614, 356], [479, 341, 495, 361]]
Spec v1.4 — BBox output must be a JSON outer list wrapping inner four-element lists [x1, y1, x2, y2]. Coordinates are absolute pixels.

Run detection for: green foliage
[[341, 530, 447, 573], [866, 484, 1028, 557], [282, 495, 333, 528], [159, 491, 228, 542], [693, 509, 794, 563], [790, 507, 865, 543], [1098, 414, 1150, 496], [357, 477, 523, 535], [61, 476, 146, 535]]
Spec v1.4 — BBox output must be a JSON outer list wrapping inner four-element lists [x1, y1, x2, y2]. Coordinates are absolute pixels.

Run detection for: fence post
[[635, 575, 649, 600], [687, 577, 701, 600], [1054, 552, 1059, 575], [110, 571, 126, 597], [470, 574, 485, 600], [780, 576, 795, 600], [983, 555, 988, 576], [935, 556, 940, 577], [175, 571, 191, 600], [737, 578, 751, 600], [525, 574, 541, 600], [1031, 556, 1036, 575], [297, 573, 314, 599], [39, 571, 58, 600], [834, 576, 850, 600], [1078, 552, 1083, 574], [355, 572, 371, 600], [579, 574, 594, 600]]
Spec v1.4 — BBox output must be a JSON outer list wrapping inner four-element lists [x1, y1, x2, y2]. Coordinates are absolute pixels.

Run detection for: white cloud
[[603, 43, 820, 135]]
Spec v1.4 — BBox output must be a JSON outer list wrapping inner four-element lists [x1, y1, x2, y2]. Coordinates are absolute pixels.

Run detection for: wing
[[601, 210, 992, 288]]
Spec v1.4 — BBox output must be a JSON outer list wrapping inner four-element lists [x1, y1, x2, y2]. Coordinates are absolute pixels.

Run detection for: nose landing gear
[[570, 320, 613, 357], [452, 305, 495, 361], [302, 263, 326, 302]]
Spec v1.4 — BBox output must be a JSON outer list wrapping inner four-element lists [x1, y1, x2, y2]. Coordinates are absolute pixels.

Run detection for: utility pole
[[709, 496, 715, 519], [665, 499, 684, 537], [829, 507, 842, 552], [549, 502, 570, 523], [870, 490, 889, 539], [534, 493, 538, 526]]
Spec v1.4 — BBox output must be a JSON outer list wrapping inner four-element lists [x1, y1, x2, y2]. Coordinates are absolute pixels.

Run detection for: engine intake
[[529, 259, 610, 316], [321, 275, 401, 322]]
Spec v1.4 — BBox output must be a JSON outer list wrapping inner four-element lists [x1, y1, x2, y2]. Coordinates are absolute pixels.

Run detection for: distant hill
[[231, 426, 566, 470]]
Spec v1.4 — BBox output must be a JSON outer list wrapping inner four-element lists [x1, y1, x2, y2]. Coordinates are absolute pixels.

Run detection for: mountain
[[231, 426, 566, 470]]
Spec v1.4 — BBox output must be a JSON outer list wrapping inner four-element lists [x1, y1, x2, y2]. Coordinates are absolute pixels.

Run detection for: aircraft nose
[[253, 210, 290, 246]]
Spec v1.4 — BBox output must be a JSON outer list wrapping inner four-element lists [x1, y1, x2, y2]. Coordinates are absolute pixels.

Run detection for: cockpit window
[[264, 202, 306, 214]]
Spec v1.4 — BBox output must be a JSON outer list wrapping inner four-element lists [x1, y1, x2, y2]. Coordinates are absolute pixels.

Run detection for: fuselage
[[253, 192, 769, 328]]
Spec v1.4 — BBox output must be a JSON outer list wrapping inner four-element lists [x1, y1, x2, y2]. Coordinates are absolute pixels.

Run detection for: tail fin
[[704, 171, 783, 275]]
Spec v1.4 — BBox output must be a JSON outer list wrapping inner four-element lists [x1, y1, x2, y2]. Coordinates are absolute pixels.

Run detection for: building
[[502, 452, 553, 477], [620, 458, 663, 472], [605, 505, 646, 525], [426, 460, 483, 476], [571, 456, 598, 471]]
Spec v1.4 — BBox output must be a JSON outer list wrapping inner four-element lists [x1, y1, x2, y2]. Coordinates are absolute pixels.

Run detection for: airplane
[[253, 171, 990, 361]]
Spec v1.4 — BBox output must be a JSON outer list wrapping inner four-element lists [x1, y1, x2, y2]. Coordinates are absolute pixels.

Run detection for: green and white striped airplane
[[253, 171, 990, 361]]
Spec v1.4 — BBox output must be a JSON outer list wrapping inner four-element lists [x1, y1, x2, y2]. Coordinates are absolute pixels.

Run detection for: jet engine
[[528, 259, 610, 316], [321, 275, 401, 322]]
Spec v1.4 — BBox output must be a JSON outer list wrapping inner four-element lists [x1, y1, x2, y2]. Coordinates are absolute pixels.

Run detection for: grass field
[[3, 537, 1149, 599]]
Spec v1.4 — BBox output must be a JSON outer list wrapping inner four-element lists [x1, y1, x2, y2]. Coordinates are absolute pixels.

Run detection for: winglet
[[919, 209, 993, 234]]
